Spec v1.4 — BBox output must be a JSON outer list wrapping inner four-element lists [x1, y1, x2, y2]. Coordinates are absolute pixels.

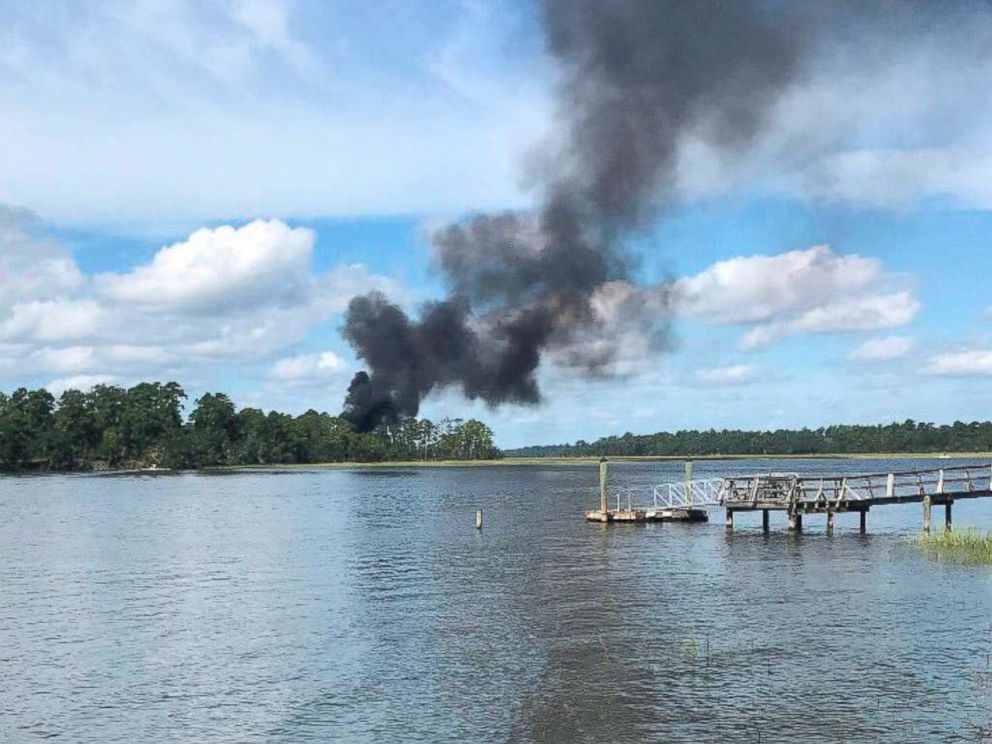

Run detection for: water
[[2, 458, 992, 743]]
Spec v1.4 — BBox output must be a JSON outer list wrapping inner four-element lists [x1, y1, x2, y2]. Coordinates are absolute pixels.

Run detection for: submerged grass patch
[[917, 528, 992, 564]]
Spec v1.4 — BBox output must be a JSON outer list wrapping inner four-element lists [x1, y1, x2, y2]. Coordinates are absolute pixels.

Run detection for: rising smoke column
[[340, 0, 956, 431], [341, 0, 806, 431]]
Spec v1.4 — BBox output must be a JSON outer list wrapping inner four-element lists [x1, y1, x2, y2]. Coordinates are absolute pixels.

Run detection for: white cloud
[[849, 335, 914, 362], [0, 208, 105, 347], [0, 206, 83, 305], [677, 246, 878, 323], [96, 220, 314, 313], [778, 147, 992, 212], [46, 374, 119, 397], [1, 1, 991, 226], [693, 364, 757, 386], [0, 299, 104, 342], [738, 292, 919, 350], [672, 13, 992, 212], [317, 264, 407, 314], [28, 346, 98, 375], [270, 350, 347, 383], [0, 1, 546, 227], [229, 0, 318, 74], [0, 211, 397, 386], [675, 245, 920, 348], [926, 350, 992, 376]]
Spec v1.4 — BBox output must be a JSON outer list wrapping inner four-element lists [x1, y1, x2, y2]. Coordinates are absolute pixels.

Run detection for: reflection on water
[[1, 458, 991, 742]]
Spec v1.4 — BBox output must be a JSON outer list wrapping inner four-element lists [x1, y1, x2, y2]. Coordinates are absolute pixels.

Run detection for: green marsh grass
[[917, 528, 992, 564]]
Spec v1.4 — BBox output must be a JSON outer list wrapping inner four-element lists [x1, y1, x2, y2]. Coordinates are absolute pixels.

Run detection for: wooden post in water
[[475, 509, 483, 530], [685, 460, 694, 507], [859, 509, 867, 534], [788, 509, 803, 532], [826, 510, 835, 534], [725, 509, 734, 531], [599, 458, 609, 516], [923, 495, 932, 534], [762, 509, 770, 533], [886, 473, 895, 499], [937, 468, 950, 532]]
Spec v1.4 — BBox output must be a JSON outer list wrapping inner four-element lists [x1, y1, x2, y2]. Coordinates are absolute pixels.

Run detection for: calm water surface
[[2, 458, 992, 742]]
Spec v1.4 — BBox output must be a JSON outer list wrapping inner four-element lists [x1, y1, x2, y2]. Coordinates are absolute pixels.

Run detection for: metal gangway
[[652, 478, 724, 508]]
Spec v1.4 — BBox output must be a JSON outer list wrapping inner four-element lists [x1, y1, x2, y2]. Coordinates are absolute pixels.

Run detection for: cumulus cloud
[[926, 350, 992, 376], [0, 299, 104, 342], [850, 335, 914, 362], [270, 350, 346, 382], [0, 209, 398, 388], [0, 207, 83, 302], [0, 208, 104, 350], [674, 245, 919, 348], [96, 220, 314, 313]]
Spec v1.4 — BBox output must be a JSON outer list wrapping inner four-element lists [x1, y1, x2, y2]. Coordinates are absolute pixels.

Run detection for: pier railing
[[652, 478, 724, 509], [721, 463, 992, 507]]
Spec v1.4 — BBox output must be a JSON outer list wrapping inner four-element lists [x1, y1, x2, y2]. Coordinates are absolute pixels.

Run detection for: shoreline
[[211, 451, 992, 471], [5, 451, 992, 477]]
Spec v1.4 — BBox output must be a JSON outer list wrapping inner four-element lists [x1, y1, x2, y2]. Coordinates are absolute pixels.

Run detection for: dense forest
[[0, 382, 500, 472], [507, 421, 992, 458]]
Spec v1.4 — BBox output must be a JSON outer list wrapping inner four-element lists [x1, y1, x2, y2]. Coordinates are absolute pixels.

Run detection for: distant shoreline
[[6, 451, 992, 477], [212, 451, 992, 471]]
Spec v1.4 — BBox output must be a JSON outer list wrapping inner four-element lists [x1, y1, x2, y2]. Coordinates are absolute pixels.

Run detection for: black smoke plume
[[340, 0, 965, 431]]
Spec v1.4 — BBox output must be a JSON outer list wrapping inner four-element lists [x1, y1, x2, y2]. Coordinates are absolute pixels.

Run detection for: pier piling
[[788, 511, 803, 532], [475, 509, 483, 530], [762, 509, 769, 533], [826, 510, 835, 534], [725, 509, 734, 531], [923, 495, 932, 534], [859, 510, 867, 534], [599, 459, 608, 516], [945, 501, 953, 532]]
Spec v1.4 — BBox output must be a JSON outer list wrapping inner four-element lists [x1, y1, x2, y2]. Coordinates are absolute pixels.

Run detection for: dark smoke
[[340, 0, 965, 432]]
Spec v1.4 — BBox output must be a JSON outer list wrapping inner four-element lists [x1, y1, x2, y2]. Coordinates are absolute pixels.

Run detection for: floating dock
[[585, 459, 709, 523], [584, 506, 708, 523]]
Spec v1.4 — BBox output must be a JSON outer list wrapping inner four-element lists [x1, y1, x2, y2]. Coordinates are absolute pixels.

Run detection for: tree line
[[507, 420, 992, 458], [0, 382, 500, 471]]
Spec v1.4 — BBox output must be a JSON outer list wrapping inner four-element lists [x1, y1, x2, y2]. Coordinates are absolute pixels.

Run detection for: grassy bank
[[917, 529, 992, 564], [212, 451, 992, 472]]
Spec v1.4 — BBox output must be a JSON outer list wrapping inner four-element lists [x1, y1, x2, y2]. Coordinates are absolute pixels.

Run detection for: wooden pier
[[587, 461, 992, 532], [721, 465, 992, 533]]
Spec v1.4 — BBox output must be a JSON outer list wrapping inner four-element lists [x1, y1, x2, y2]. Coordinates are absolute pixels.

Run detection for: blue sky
[[2, 0, 992, 448]]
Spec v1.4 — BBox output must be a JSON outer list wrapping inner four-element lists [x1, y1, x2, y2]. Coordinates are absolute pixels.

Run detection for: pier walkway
[[590, 462, 992, 532]]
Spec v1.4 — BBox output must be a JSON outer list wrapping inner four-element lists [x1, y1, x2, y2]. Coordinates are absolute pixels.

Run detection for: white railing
[[652, 478, 725, 509], [720, 464, 992, 505]]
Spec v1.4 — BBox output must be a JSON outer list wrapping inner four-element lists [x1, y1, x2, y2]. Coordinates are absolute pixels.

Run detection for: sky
[[3, 0, 992, 448]]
